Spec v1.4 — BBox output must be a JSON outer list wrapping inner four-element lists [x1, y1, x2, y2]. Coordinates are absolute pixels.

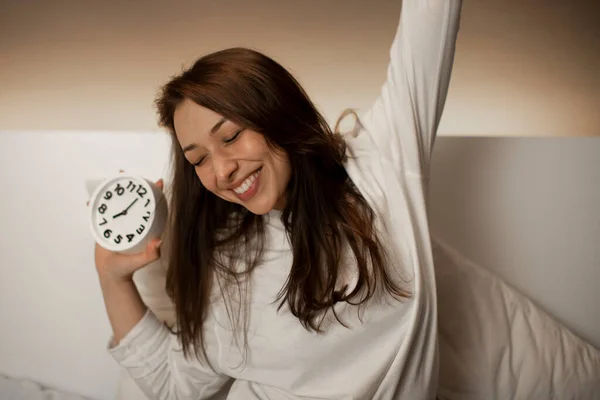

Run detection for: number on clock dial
[[96, 180, 153, 246], [125, 180, 148, 198], [102, 181, 152, 201], [115, 183, 125, 196]]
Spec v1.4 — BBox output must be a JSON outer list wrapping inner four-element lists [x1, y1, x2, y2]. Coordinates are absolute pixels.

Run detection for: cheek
[[245, 132, 273, 159], [272, 153, 291, 185]]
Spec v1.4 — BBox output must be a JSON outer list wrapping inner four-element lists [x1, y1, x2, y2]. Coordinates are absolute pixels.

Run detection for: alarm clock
[[87, 173, 168, 254]]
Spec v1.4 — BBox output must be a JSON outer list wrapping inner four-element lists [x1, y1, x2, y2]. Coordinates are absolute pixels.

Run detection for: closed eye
[[224, 129, 243, 144], [192, 156, 206, 167], [192, 129, 243, 166]]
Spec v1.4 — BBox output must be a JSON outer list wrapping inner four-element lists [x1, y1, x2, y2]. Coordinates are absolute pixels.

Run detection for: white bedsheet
[[0, 374, 93, 400]]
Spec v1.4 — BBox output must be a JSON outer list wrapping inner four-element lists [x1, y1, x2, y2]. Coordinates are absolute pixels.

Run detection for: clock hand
[[124, 198, 139, 212], [112, 210, 126, 219], [112, 198, 139, 219]]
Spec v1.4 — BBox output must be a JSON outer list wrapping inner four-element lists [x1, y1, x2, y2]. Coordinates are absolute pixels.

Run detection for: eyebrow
[[182, 117, 228, 154]]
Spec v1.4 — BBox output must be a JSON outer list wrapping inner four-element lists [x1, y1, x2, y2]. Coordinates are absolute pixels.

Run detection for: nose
[[212, 152, 238, 185]]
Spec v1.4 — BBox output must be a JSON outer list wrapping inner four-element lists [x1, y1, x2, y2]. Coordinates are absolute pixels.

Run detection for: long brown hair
[[155, 47, 410, 361]]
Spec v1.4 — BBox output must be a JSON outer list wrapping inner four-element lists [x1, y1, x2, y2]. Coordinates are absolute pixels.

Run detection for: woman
[[96, 0, 463, 398]]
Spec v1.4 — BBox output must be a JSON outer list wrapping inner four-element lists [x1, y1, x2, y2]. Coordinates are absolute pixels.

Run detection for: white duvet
[[433, 236, 600, 400]]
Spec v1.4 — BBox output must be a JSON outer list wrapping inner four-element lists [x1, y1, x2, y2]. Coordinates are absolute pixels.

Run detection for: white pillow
[[433, 236, 600, 400]]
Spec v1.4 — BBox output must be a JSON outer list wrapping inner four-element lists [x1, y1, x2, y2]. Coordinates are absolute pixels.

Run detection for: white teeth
[[233, 170, 260, 194]]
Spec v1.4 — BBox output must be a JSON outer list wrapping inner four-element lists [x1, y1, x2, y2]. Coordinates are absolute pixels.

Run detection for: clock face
[[90, 177, 155, 250]]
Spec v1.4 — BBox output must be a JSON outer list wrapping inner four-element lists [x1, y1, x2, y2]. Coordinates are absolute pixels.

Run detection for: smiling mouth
[[233, 168, 262, 195]]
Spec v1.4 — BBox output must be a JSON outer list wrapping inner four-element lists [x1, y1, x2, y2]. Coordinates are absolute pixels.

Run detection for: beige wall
[[1, 0, 598, 135]]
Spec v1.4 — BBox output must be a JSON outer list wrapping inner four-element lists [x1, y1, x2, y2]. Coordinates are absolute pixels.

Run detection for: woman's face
[[174, 99, 291, 215]]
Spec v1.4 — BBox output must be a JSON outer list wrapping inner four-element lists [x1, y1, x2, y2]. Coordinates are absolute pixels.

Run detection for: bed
[[0, 374, 93, 400]]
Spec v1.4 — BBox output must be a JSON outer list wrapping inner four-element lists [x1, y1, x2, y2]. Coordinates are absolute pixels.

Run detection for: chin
[[243, 199, 276, 215], [215, 193, 271, 215], [242, 190, 282, 215]]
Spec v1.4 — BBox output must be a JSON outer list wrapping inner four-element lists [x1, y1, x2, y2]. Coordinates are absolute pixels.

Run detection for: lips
[[233, 169, 260, 194], [231, 168, 262, 202]]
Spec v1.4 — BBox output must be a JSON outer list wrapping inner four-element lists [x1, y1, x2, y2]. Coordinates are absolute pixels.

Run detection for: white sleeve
[[360, 0, 462, 178], [108, 309, 231, 400]]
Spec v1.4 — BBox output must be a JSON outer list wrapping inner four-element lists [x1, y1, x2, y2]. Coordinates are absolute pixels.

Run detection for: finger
[[127, 249, 158, 271], [156, 179, 164, 190], [127, 239, 162, 269], [143, 240, 162, 264]]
